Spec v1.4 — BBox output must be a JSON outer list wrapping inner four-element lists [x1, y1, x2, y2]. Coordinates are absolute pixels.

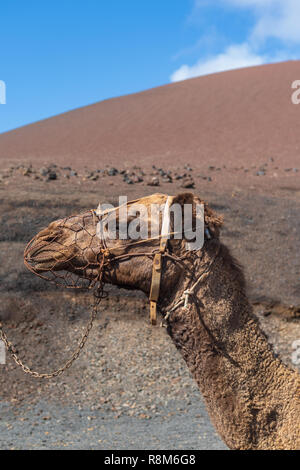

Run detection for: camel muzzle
[[23, 211, 103, 290]]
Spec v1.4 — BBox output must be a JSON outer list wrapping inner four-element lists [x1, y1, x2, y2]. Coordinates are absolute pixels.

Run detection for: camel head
[[24, 210, 102, 283], [24, 193, 223, 296]]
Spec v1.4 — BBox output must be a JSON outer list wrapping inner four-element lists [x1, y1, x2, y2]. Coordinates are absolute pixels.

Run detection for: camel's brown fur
[[26, 193, 300, 450]]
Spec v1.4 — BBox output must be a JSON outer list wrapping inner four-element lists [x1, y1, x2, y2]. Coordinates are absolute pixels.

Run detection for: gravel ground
[[0, 399, 226, 450], [0, 290, 229, 450], [0, 295, 298, 451]]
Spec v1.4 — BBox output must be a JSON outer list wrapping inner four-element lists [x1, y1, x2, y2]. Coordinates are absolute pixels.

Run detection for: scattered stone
[[123, 175, 134, 185], [131, 174, 143, 183], [174, 173, 186, 180], [184, 164, 193, 171], [22, 167, 32, 176], [47, 171, 57, 181], [162, 175, 172, 183], [147, 176, 160, 187], [39, 167, 49, 177], [181, 179, 195, 189], [107, 168, 118, 176], [122, 170, 140, 185], [83, 171, 93, 179]]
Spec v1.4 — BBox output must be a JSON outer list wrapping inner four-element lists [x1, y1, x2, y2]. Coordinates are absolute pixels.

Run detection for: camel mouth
[[24, 235, 70, 273], [25, 249, 66, 273]]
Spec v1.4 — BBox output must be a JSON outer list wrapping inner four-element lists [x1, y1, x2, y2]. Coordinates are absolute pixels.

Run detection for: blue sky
[[0, 0, 299, 134]]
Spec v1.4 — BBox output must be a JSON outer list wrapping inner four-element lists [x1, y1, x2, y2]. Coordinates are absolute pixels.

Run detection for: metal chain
[[0, 294, 100, 379]]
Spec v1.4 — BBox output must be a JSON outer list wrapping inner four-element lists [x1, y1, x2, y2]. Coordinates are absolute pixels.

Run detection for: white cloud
[[214, 0, 300, 44], [171, 43, 265, 82], [250, 1, 300, 43], [171, 0, 299, 82], [219, 0, 275, 6]]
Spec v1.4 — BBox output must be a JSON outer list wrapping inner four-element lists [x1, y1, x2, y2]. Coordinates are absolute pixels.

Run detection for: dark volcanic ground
[[0, 162, 299, 450]]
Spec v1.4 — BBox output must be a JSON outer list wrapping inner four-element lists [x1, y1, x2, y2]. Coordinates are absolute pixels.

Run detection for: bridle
[[1, 194, 217, 379], [22, 195, 181, 325], [23, 194, 216, 327], [95, 195, 175, 325], [95, 195, 216, 326]]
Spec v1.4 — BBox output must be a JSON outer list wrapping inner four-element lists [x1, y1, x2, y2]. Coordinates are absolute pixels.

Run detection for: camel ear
[[169, 193, 223, 253]]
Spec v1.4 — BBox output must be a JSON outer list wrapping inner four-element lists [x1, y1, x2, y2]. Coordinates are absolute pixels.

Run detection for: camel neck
[[165, 245, 300, 450]]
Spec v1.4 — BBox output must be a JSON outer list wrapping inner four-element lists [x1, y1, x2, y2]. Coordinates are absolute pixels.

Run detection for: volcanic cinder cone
[[0, 61, 299, 170]]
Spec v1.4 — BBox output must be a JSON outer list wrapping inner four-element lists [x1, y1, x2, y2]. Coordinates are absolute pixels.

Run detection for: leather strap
[[149, 196, 173, 325], [149, 253, 162, 325]]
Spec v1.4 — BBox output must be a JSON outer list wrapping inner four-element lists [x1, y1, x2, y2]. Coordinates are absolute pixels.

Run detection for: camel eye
[[115, 216, 135, 232]]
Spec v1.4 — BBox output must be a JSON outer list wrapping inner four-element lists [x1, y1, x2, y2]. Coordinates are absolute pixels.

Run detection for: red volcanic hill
[[0, 61, 300, 170]]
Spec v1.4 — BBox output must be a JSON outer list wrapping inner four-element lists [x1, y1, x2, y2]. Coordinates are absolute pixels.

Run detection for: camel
[[24, 192, 300, 450]]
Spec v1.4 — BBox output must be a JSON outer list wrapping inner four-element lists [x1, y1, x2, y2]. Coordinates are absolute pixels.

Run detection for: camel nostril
[[44, 233, 59, 243], [38, 229, 63, 244]]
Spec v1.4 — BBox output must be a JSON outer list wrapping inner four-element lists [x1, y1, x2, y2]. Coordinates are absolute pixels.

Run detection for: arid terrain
[[0, 62, 300, 449]]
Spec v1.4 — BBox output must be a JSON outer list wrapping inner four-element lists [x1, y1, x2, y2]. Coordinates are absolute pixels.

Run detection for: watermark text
[[0, 340, 6, 364], [0, 80, 6, 104], [291, 80, 300, 105], [96, 196, 205, 251], [292, 339, 300, 365]]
